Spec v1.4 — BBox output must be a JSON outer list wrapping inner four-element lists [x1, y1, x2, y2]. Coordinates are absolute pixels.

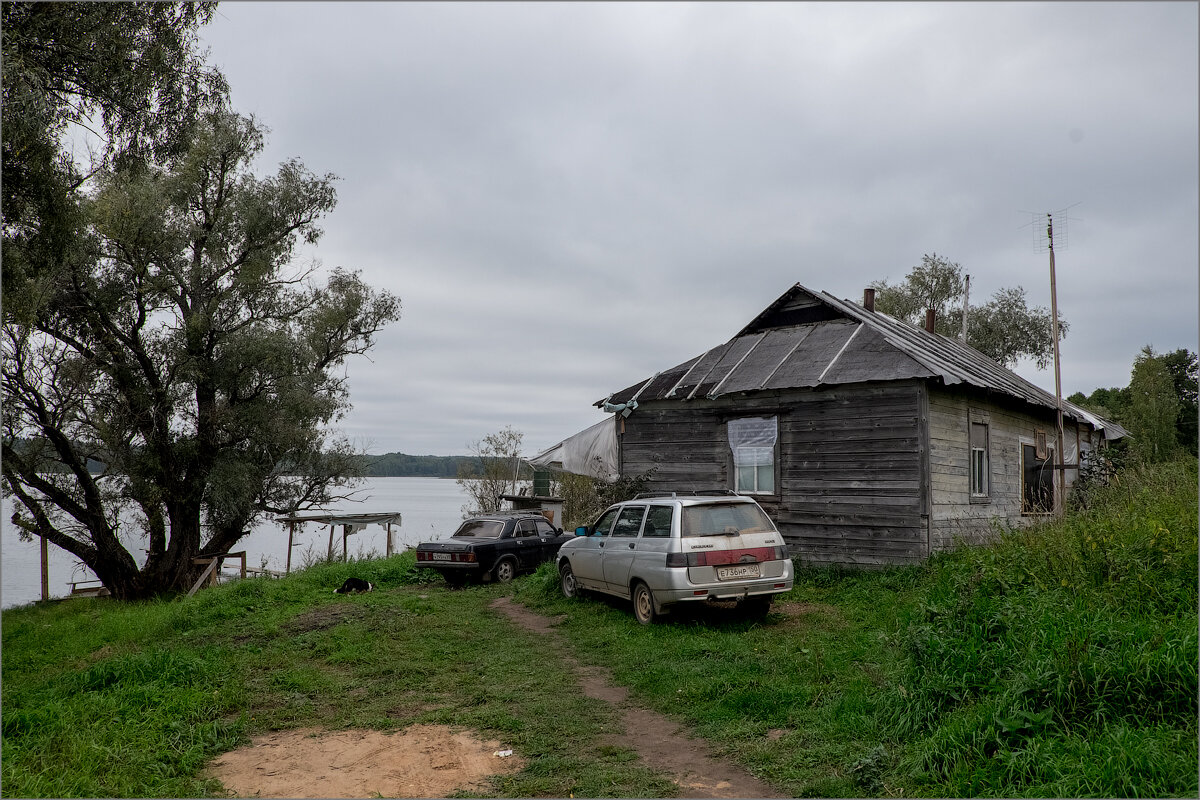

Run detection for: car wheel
[[492, 558, 517, 583], [559, 561, 580, 599], [632, 581, 657, 625]]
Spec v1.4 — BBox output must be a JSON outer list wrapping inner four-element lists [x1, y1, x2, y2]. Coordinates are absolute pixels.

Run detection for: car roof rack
[[631, 489, 742, 499], [469, 510, 550, 518]]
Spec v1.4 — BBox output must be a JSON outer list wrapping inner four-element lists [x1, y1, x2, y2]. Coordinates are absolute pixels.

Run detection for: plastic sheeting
[[528, 417, 619, 481], [727, 416, 777, 468]]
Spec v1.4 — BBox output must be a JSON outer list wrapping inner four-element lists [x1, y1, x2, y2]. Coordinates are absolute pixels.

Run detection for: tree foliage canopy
[[2, 1, 226, 299], [871, 253, 1066, 369], [2, 5, 401, 600], [1072, 347, 1198, 459]]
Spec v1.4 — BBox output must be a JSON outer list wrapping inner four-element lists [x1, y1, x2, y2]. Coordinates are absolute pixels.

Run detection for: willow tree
[[2, 111, 401, 599]]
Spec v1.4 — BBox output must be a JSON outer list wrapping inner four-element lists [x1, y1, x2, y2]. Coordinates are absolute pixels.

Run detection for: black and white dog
[[334, 577, 374, 594]]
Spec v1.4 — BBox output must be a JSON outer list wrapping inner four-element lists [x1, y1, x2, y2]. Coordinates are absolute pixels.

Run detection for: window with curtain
[[727, 416, 778, 494]]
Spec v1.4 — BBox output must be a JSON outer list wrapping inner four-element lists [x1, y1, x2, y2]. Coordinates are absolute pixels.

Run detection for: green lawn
[[3, 459, 1196, 798]]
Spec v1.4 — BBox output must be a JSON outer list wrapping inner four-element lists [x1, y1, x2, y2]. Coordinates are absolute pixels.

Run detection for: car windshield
[[681, 503, 775, 537], [452, 520, 504, 539]]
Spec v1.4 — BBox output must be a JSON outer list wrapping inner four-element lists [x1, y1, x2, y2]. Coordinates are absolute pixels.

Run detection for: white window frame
[[969, 411, 990, 502]]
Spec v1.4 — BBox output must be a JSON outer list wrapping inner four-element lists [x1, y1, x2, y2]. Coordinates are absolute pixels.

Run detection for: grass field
[[2, 459, 1196, 797]]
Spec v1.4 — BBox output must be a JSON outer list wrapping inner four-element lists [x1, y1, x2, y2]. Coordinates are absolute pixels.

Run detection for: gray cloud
[[201, 2, 1198, 455]]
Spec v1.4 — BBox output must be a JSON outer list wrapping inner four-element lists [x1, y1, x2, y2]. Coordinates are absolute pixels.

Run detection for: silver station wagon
[[557, 491, 793, 624]]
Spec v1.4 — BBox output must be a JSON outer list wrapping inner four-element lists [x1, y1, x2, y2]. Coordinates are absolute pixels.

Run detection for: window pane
[[682, 503, 775, 537], [612, 506, 646, 537], [969, 450, 980, 494], [737, 464, 756, 492], [757, 463, 774, 494], [643, 506, 673, 537], [593, 509, 619, 536]]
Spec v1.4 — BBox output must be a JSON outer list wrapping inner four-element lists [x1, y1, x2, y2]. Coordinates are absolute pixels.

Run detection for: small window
[[515, 519, 538, 537], [612, 506, 647, 537], [534, 518, 556, 536], [969, 420, 990, 498], [728, 416, 778, 494], [642, 506, 673, 538]]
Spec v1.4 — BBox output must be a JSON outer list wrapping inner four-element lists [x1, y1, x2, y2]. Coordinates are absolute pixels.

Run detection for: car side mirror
[[556, 527, 563, 534], [575, 526, 589, 536]]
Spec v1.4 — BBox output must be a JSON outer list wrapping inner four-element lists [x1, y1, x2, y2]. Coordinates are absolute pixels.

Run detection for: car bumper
[[418, 562, 487, 575], [651, 560, 793, 605]]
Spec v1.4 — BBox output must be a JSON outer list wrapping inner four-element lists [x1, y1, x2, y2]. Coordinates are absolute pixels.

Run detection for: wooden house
[[598, 283, 1126, 566]]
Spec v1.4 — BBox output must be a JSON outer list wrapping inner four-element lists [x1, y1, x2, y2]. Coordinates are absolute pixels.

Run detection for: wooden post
[[326, 524, 335, 561], [286, 521, 295, 574], [343, 524, 349, 562], [40, 535, 49, 601], [386, 522, 393, 558]]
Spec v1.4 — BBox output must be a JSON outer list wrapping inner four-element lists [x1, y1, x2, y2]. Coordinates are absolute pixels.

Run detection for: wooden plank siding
[[926, 385, 1090, 551], [619, 382, 928, 567]]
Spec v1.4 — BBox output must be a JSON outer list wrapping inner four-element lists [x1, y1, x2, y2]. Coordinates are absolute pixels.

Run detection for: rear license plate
[[432, 553, 452, 562], [716, 564, 759, 580]]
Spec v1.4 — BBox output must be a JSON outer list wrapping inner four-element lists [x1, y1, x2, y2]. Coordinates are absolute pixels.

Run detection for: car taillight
[[667, 545, 788, 568]]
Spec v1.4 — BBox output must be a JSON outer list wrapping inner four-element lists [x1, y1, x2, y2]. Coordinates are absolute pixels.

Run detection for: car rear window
[[452, 520, 504, 539], [681, 503, 775, 537]]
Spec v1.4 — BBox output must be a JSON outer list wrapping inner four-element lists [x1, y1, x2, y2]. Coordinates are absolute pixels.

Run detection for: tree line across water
[[358, 453, 472, 478]]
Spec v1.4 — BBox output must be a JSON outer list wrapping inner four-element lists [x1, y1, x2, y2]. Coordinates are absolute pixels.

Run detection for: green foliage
[[1160, 348, 1198, 454], [3, 109, 401, 600], [884, 458, 1198, 796], [871, 253, 1066, 368], [1128, 346, 1183, 463], [358, 452, 471, 477], [1072, 346, 1197, 460], [556, 468, 655, 529], [2, 2, 226, 301]]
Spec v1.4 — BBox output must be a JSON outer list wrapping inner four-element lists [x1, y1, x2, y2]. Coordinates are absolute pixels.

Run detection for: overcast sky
[[197, 2, 1198, 457]]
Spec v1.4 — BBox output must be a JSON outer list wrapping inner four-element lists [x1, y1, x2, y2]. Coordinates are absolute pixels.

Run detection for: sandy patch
[[207, 724, 523, 798]]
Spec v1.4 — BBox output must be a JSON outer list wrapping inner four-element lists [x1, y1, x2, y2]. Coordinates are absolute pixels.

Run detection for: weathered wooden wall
[[620, 382, 928, 567], [927, 386, 1094, 551]]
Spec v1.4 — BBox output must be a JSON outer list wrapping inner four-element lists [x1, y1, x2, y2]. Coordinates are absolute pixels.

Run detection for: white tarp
[[528, 417, 619, 481], [727, 416, 778, 468]]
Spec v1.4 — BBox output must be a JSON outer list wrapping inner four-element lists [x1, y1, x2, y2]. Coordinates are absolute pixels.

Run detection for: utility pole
[[1046, 214, 1066, 515]]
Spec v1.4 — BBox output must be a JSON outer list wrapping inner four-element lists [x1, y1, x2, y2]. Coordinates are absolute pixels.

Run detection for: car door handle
[[627, 543, 636, 549]]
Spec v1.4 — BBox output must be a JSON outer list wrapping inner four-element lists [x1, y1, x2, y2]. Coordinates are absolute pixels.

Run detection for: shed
[[596, 283, 1126, 566]]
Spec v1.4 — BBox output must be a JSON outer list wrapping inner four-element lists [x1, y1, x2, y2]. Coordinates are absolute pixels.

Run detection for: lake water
[[1, 477, 471, 609]]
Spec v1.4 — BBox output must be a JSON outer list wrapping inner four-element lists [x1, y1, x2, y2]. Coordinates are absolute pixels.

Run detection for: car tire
[[492, 558, 517, 584], [559, 561, 579, 599], [632, 581, 657, 625]]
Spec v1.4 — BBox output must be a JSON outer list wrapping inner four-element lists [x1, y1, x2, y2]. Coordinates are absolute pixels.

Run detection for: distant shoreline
[[360, 453, 470, 478]]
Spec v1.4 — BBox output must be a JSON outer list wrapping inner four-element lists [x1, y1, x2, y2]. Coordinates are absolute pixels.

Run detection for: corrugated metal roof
[[601, 283, 1128, 439]]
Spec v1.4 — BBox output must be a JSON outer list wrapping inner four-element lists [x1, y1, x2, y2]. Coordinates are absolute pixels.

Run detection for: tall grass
[[885, 458, 1198, 797]]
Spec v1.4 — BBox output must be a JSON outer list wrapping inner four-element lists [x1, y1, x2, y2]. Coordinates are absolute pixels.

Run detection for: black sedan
[[414, 512, 572, 584]]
